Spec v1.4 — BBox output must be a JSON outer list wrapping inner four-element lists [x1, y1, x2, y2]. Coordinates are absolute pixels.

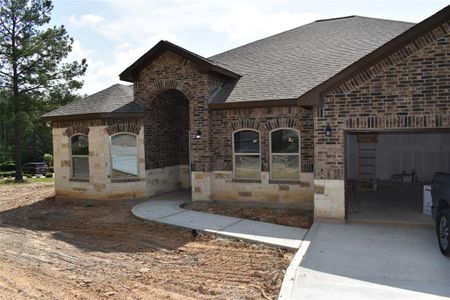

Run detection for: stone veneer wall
[[191, 106, 315, 206], [146, 165, 190, 196], [314, 21, 450, 219], [52, 119, 146, 200]]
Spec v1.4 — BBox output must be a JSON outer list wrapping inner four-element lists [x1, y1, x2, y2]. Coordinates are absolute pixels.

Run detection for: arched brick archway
[[146, 89, 190, 169], [135, 79, 196, 107], [143, 88, 192, 195]]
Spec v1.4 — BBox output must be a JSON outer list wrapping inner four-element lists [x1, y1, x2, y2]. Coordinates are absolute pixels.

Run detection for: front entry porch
[[145, 89, 192, 196]]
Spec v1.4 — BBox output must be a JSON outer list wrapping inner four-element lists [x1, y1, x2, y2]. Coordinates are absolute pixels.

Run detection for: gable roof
[[298, 5, 450, 105], [208, 16, 414, 106], [42, 84, 143, 121], [119, 40, 241, 82]]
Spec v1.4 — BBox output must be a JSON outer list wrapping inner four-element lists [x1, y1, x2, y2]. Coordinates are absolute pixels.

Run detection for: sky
[[50, 0, 449, 95]]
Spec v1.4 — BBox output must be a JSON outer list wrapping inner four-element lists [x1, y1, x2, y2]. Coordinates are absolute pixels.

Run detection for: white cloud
[[69, 14, 105, 28], [77, 0, 315, 47], [66, 33, 184, 95], [210, 3, 317, 43]]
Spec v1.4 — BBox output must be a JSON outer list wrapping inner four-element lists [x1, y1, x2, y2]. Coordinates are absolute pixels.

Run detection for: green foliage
[[0, 0, 87, 180], [45, 172, 53, 178], [43, 153, 53, 166]]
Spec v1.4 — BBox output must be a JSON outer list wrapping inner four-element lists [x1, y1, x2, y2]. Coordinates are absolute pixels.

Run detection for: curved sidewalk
[[131, 190, 308, 250]]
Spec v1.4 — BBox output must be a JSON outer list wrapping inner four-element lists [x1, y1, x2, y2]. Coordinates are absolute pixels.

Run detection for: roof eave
[[208, 98, 301, 110], [41, 112, 145, 122]]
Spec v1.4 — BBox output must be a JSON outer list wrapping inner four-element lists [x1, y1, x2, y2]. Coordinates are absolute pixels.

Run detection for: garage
[[345, 130, 450, 225]]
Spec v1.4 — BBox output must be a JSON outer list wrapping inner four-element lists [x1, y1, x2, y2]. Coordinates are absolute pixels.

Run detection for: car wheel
[[437, 209, 450, 257]]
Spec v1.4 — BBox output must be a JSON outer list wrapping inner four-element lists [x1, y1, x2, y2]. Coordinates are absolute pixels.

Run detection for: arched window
[[233, 130, 261, 180], [111, 133, 138, 178], [270, 129, 300, 181], [71, 134, 89, 179]]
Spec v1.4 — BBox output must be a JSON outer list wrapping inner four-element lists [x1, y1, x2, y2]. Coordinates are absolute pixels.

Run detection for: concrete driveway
[[290, 222, 450, 300]]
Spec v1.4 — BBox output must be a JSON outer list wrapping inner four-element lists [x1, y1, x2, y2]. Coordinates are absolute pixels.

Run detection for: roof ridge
[[209, 21, 315, 59], [209, 15, 414, 59], [315, 15, 355, 22], [115, 83, 131, 97], [314, 15, 415, 24]]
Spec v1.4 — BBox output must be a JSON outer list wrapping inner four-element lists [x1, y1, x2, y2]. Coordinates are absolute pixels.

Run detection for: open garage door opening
[[345, 130, 450, 226]]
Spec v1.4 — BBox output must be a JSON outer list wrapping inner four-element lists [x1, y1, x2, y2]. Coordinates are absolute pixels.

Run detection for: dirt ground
[[183, 202, 313, 229], [0, 183, 293, 300]]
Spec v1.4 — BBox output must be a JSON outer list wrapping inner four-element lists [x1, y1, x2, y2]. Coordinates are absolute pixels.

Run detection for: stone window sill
[[232, 178, 262, 183], [269, 179, 301, 185], [69, 178, 89, 182], [111, 177, 142, 183]]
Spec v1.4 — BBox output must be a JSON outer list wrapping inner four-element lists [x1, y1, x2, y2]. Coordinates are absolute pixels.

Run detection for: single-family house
[[43, 5, 450, 221]]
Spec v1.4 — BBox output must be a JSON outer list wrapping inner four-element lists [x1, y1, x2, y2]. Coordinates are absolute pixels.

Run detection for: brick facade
[[312, 21, 450, 219], [133, 51, 226, 173], [132, 50, 315, 205], [131, 50, 316, 177], [315, 21, 450, 181], [209, 106, 314, 173]]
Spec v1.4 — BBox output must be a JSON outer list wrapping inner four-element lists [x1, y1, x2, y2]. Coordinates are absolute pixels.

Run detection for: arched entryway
[[145, 89, 191, 195]]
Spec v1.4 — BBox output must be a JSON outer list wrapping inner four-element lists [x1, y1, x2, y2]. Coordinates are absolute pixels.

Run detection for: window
[[233, 130, 261, 180], [270, 129, 300, 181], [111, 134, 138, 178], [71, 135, 89, 179]]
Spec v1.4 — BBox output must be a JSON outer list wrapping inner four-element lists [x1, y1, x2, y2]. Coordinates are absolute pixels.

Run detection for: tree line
[[0, 0, 87, 181]]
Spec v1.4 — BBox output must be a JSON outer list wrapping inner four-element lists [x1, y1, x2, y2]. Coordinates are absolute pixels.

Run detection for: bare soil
[[0, 183, 292, 299], [183, 201, 313, 229]]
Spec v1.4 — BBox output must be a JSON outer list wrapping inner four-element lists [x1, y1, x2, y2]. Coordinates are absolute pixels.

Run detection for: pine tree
[[0, 0, 87, 181]]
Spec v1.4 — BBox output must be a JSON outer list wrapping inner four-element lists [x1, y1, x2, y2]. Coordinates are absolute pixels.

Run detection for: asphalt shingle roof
[[42, 84, 142, 119], [208, 16, 414, 103], [44, 15, 416, 119]]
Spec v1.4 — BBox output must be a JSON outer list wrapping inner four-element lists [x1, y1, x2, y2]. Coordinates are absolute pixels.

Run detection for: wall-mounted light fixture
[[325, 124, 332, 136], [195, 130, 202, 139]]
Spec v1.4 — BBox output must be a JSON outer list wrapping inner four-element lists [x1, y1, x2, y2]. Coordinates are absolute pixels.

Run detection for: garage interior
[[346, 131, 450, 226]]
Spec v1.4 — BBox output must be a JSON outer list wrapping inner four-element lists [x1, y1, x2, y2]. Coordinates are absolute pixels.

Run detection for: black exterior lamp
[[195, 130, 202, 139], [325, 124, 332, 136]]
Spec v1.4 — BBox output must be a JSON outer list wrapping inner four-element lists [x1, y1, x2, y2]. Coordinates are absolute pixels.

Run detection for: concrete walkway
[[131, 190, 308, 250], [287, 222, 450, 300]]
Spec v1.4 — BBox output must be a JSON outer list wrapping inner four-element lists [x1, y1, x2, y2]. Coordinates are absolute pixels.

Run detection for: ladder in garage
[[357, 134, 378, 191]]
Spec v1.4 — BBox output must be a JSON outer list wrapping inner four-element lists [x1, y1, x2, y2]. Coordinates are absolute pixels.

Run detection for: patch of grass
[[0, 177, 54, 186]]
